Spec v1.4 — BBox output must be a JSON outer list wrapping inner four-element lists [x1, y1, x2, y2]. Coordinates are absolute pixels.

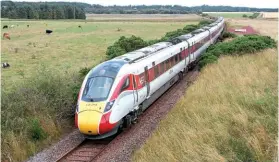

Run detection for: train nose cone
[[78, 111, 102, 135]]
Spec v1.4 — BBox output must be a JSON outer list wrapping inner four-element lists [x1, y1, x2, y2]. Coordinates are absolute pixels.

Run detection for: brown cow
[[3, 33, 10, 40]]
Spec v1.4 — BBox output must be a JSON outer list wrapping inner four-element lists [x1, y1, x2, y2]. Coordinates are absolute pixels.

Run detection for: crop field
[[204, 12, 253, 18], [1, 20, 196, 90], [86, 14, 203, 22]]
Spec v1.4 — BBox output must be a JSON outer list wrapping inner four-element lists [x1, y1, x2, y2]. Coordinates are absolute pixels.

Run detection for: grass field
[[204, 12, 254, 18], [133, 48, 278, 162], [1, 20, 195, 90], [86, 14, 203, 22]]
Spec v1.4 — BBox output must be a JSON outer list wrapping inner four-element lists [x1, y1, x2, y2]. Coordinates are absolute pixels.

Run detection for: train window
[[121, 77, 130, 92], [175, 54, 178, 63], [154, 65, 159, 78], [165, 59, 169, 70], [179, 52, 183, 61], [160, 62, 165, 74]]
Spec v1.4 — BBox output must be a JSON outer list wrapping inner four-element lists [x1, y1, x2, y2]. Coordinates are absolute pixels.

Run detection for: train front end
[[75, 60, 126, 139]]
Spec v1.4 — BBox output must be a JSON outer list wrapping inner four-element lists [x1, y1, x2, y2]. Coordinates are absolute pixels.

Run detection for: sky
[[9, 0, 279, 8]]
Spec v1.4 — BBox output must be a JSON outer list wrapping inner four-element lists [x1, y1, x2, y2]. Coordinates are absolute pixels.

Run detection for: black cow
[[3, 25, 8, 29], [46, 30, 53, 34], [2, 62, 10, 68]]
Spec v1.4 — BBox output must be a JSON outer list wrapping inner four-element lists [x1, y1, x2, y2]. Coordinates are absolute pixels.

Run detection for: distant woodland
[[1, 1, 87, 19], [1, 1, 277, 19]]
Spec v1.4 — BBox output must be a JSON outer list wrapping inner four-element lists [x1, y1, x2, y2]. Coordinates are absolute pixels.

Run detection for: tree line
[[1, 1, 277, 19], [1, 1, 87, 19], [85, 4, 277, 14]]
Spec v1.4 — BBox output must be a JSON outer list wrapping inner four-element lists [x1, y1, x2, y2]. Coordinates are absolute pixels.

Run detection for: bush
[[105, 20, 214, 60], [242, 14, 248, 18], [222, 32, 237, 40], [198, 35, 277, 69], [29, 119, 47, 141]]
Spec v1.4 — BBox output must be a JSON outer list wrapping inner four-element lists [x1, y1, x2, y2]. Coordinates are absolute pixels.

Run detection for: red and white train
[[75, 17, 225, 139]]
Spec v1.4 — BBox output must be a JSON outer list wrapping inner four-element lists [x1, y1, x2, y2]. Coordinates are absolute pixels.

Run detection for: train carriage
[[75, 17, 225, 139]]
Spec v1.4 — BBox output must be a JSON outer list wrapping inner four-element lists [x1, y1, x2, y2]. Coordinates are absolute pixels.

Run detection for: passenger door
[[144, 66, 150, 97]]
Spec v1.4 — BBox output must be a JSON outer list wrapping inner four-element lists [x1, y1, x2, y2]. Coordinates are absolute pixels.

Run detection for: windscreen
[[82, 76, 114, 102]]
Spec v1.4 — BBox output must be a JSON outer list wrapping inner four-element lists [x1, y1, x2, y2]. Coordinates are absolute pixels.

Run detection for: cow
[[3, 25, 8, 29], [10, 25, 15, 28], [3, 33, 10, 40], [46, 30, 53, 34], [2, 62, 10, 68]]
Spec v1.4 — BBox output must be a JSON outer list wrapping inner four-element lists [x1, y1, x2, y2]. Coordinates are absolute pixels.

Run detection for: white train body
[[75, 17, 225, 139]]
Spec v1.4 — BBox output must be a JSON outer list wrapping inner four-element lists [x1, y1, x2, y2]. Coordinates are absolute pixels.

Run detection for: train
[[75, 17, 225, 139]]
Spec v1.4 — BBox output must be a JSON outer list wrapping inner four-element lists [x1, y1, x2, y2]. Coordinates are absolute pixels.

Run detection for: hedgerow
[[106, 20, 212, 59], [198, 35, 277, 69]]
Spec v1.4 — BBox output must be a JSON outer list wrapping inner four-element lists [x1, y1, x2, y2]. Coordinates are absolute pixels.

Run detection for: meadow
[[1, 20, 196, 90]]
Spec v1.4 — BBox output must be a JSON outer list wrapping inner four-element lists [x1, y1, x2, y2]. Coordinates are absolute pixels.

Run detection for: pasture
[[1, 20, 197, 90], [86, 14, 203, 22]]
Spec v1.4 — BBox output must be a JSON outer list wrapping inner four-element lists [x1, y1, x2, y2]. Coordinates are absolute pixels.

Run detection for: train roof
[[114, 42, 172, 63]]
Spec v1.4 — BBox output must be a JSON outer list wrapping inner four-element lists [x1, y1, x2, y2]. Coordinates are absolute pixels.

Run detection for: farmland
[[86, 14, 202, 22], [204, 12, 254, 18], [1, 19, 197, 90]]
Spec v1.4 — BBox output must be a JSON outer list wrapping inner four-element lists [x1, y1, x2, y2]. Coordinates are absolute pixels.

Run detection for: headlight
[[104, 100, 115, 112]]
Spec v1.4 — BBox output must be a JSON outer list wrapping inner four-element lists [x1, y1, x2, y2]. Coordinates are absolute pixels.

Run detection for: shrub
[[198, 35, 277, 69], [29, 119, 47, 141], [242, 14, 248, 18], [106, 20, 213, 60], [222, 32, 237, 39]]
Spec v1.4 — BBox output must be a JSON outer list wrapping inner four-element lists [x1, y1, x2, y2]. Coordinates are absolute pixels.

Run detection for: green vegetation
[[106, 20, 212, 59], [249, 12, 260, 19], [222, 31, 237, 39], [1, 1, 276, 17], [198, 35, 277, 68], [133, 48, 278, 162], [1, 1, 86, 19]]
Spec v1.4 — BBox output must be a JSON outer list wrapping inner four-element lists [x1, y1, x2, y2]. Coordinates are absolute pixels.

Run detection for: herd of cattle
[[2, 24, 84, 68], [2, 24, 55, 40]]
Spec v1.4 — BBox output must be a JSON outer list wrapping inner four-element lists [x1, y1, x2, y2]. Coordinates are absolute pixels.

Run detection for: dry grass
[[227, 19, 278, 40], [86, 14, 203, 22], [133, 49, 278, 162], [261, 12, 278, 19]]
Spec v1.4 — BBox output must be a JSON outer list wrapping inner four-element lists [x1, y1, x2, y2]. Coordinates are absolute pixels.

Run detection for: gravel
[[26, 130, 85, 162]]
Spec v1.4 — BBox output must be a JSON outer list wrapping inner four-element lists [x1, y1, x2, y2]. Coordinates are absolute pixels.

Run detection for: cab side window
[[121, 78, 130, 92]]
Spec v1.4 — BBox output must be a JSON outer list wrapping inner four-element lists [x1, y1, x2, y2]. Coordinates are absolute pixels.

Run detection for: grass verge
[[132, 48, 278, 162]]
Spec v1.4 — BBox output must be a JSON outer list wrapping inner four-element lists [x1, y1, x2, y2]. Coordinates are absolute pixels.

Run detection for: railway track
[[56, 138, 113, 162]]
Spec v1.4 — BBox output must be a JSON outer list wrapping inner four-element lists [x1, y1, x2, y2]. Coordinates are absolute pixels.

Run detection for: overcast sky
[[9, 0, 279, 8]]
